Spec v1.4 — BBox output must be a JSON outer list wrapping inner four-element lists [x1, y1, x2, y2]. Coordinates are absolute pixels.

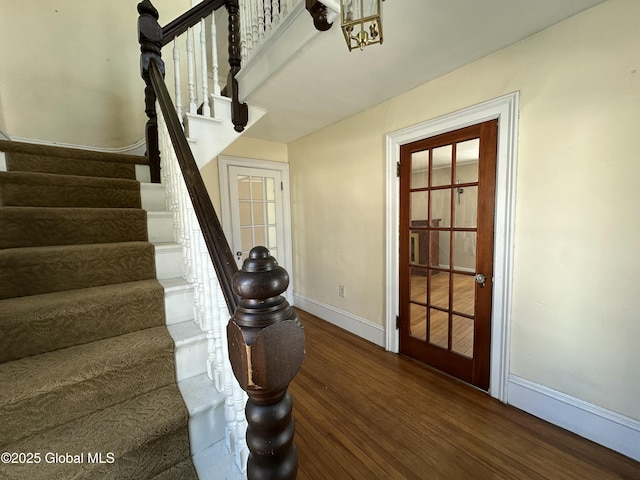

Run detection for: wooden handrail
[[139, 2, 304, 478], [148, 58, 239, 312], [161, 0, 226, 46]]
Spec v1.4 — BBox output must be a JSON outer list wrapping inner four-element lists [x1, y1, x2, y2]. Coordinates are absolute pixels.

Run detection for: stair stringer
[[184, 95, 267, 170], [142, 183, 246, 479]]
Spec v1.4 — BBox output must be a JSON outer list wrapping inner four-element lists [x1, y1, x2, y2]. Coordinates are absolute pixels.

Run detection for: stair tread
[[0, 279, 165, 362], [0, 326, 177, 447], [168, 320, 207, 346], [0, 384, 189, 480], [178, 373, 225, 416], [0, 325, 174, 408]]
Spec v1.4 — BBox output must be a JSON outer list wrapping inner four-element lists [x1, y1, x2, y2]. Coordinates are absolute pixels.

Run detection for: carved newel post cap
[[137, 0, 159, 18], [228, 247, 305, 402]]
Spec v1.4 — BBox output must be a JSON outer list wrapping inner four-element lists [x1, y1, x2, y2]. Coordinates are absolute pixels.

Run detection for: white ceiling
[[242, 0, 606, 144]]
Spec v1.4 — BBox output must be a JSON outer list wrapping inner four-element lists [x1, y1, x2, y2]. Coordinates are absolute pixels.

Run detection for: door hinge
[[281, 181, 284, 191], [396, 162, 401, 177], [396, 315, 400, 329]]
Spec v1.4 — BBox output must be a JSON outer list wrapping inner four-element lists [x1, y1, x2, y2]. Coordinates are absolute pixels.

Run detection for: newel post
[[227, 247, 305, 479], [137, 0, 165, 183]]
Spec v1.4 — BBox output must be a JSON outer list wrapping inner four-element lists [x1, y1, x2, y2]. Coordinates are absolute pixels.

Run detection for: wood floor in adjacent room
[[289, 309, 640, 479]]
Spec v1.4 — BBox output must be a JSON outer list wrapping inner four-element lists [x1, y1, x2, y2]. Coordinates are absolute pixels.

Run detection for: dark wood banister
[[161, 0, 226, 46], [148, 58, 239, 312], [138, 2, 304, 478]]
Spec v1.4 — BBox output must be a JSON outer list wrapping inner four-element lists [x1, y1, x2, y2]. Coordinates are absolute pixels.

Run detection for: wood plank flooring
[[289, 309, 640, 479]]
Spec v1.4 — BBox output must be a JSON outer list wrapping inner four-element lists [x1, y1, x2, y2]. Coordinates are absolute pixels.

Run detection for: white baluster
[[224, 362, 237, 453], [273, 0, 281, 26], [186, 27, 197, 114], [213, 281, 226, 390], [251, 0, 259, 48], [257, 0, 265, 40], [210, 14, 221, 96], [281, 0, 288, 18], [172, 39, 183, 121], [199, 19, 211, 117], [264, 0, 272, 33], [234, 386, 249, 471]]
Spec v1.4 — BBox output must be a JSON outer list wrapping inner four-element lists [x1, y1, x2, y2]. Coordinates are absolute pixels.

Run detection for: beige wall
[[0, 0, 190, 148], [289, 0, 640, 420]]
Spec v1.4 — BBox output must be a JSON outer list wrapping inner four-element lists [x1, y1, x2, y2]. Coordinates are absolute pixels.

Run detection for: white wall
[[288, 0, 640, 423], [0, 0, 190, 148]]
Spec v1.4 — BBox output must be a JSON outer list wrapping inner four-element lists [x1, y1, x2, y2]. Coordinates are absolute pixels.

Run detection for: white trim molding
[[508, 375, 640, 462], [293, 292, 385, 347], [8, 135, 147, 156], [385, 92, 520, 402]]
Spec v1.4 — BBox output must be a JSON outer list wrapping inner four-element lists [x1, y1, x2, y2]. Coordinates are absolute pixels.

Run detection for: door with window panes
[[398, 120, 498, 390], [228, 166, 285, 268]]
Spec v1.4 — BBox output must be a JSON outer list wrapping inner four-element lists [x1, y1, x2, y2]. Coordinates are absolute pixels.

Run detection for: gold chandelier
[[340, 0, 384, 51]]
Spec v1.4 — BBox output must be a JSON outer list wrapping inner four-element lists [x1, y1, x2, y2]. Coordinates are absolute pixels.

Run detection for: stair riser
[[155, 244, 184, 279], [0, 182, 141, 209], [148, 212, 175, 243], [175, 338, 208, 381], [142, 183, 167, 211], [0, 208, 148, 249], [188, 405, 226, 455], [164, 284, 195, 326]]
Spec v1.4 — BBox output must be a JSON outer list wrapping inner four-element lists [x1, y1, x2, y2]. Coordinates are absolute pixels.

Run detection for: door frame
[[385, 92, 519, 401], [218, 155, 294, 304]]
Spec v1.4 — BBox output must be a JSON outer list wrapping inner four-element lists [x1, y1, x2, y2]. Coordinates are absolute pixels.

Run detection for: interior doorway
[[398, 120, 498, 390], [218, 156, 294, 303], [385, 92, 519, 400]]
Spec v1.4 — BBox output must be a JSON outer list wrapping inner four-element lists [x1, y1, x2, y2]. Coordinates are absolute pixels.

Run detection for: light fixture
[[340, 0, 384, 51]]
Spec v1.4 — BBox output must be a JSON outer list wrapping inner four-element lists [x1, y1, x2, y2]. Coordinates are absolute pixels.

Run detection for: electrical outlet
[[338, 285, 345, 297]]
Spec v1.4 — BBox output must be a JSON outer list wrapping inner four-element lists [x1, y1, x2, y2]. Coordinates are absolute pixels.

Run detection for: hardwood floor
[[290, 309, 640, 479]]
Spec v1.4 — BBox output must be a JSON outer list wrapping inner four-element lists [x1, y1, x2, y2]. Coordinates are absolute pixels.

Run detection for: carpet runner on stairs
[[0, 140, 198, 479]]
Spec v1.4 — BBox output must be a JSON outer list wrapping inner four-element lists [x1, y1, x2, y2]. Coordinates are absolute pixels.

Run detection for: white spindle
[[199, 19, 211, 116], [186, 27, 197, 114], [172, 39, 183, 120], [224, 362, 237, 453], [264, 0, 272, 33], [273, 0, 281, 27], [251, 0, 259, 48], [234, 385, 249, 471], [257, 0, 265, 41], [281, 0, 288, 18], [210, 13, 221, 96]]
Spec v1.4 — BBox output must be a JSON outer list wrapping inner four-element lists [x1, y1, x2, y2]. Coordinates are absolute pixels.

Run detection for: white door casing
[[385, 92, 520, 402], [219, 156, 294, 304]]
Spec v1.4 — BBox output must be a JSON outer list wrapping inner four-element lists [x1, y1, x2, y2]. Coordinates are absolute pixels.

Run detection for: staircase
[[0, 140, 227, 479]]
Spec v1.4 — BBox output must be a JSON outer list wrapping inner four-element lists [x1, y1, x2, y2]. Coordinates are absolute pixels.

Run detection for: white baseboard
[[293, 293, 385, 347], [508, 375, 640, 462], [8, 135, 146, 156]]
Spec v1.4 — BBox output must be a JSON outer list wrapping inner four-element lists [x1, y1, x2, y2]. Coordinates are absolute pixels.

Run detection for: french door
[[398, 120, 498, 390], [218, 157, 293, 303]]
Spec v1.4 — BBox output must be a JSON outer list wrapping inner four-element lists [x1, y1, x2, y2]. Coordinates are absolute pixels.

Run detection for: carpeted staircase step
[[0, 206, 148, 249], [0, 241, 156, 300], [0, 384, 192, 480], [0, 279, 166, 362], [0, 139, 146, 180], [0, 326, 176, 448], [0, 171, 141, 208]]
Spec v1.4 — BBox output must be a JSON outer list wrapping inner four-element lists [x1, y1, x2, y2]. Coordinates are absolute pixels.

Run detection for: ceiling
[[242, 0, 606, 144]]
